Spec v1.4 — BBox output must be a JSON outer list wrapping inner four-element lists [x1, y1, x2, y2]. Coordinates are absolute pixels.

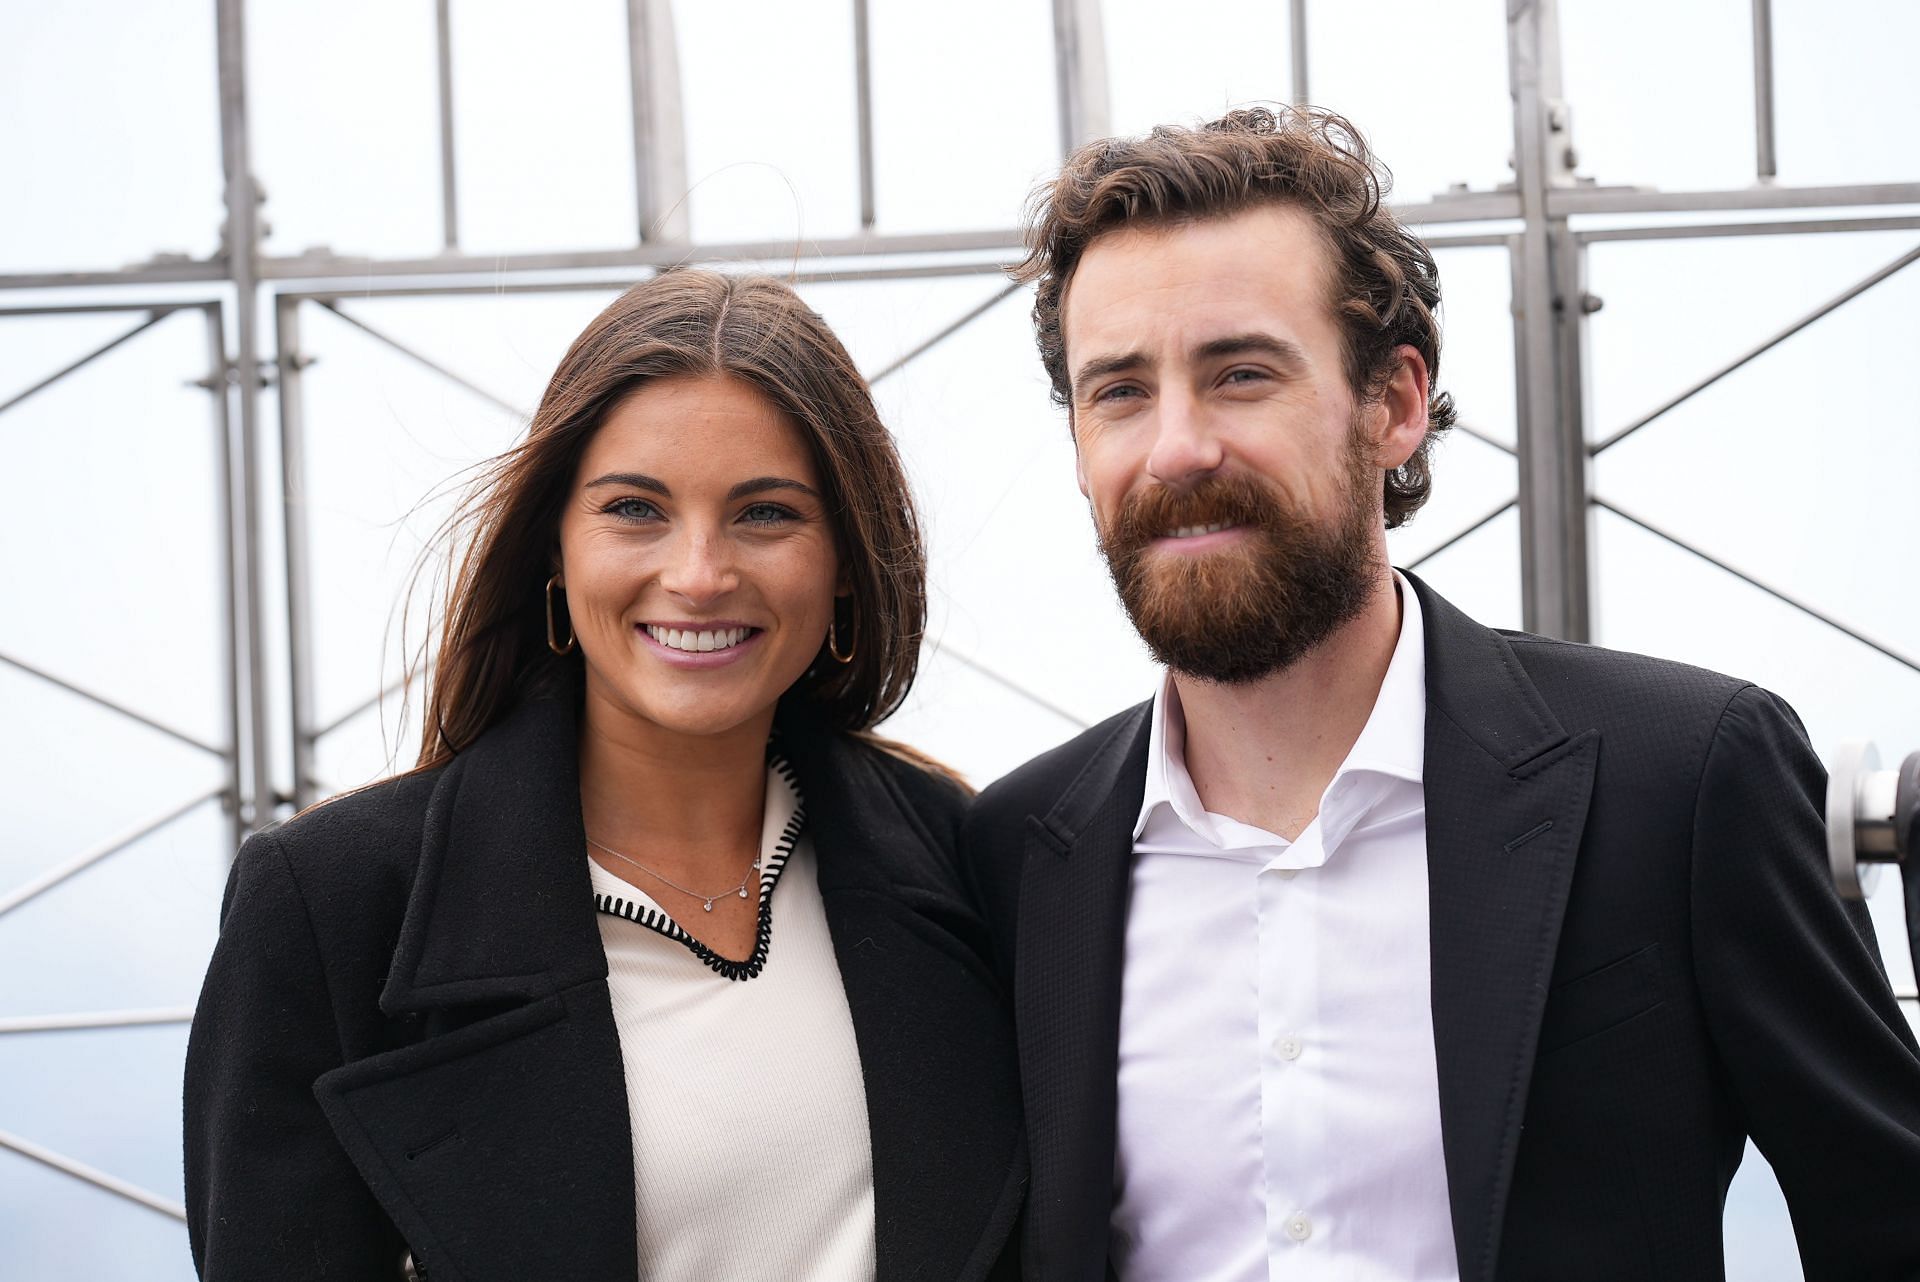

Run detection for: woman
[[183, 272, 1024, 1281]]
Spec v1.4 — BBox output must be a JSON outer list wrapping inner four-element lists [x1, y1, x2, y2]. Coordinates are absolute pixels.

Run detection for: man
[[964, 107, 1920, 1282]]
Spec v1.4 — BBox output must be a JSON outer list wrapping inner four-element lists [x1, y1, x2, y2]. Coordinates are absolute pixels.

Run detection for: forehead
[[577, 374, 819, 482], [1060, 204, 1340, 369]]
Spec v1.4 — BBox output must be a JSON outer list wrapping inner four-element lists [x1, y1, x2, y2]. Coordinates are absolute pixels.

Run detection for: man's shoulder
[[973, 701, 1150, 828], [1493, 628, 1758, 726]]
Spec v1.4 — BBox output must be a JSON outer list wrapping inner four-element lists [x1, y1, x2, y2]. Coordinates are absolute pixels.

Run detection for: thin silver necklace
[[586, 836, 759, 913]]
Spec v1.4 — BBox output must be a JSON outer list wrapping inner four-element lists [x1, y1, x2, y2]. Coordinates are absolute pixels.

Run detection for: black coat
[[184, 693, 1025, 1281], [963, 572, 1920, 1282]]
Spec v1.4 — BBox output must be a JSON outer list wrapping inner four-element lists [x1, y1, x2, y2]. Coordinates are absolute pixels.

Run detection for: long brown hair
[[416, 270, 927, 770], [1015, 105, 1457, 529]]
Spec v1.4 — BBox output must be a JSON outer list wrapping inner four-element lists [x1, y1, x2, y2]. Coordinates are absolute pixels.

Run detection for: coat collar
[[1406, 570, 1598, 1282], [379, 687, 608, 1015]]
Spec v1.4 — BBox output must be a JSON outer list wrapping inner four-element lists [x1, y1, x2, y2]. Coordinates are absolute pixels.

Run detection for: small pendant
[[738, 885, 749, 899], [702, 898, 715, 912]]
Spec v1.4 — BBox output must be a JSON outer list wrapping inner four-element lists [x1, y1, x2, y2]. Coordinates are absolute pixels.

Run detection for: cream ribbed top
[[586, 757, 877, 1280]]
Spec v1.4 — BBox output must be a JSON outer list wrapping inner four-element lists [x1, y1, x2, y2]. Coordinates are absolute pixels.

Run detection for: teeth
[[646, 625, 750, 652], [1168, 522, 1231, 539]]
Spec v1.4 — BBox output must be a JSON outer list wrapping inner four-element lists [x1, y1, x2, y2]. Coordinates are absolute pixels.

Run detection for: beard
[[1094, 428, 1383, 685]]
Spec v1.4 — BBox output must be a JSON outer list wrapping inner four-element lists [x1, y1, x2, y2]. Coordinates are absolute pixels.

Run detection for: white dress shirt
[[1110, 573, 1459, 1282]]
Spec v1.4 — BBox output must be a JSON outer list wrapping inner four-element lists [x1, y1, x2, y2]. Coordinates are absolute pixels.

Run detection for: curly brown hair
[[1014, 105, 1457, 529]]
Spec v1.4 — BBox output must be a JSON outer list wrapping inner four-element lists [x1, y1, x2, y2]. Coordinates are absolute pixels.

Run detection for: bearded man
[[962, 107, 1920, 1282]]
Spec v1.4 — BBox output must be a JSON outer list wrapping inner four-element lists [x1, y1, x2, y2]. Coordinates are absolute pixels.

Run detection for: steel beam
[[275, 298, 321, 812], [0, 788, 226, 921], [1595, 499, 1920, 675], [0, 1128, 186, 1223], [1050, 0, 1110, 154], [1289, 0, 1310, 107], [216, 0, 273, 831], [1591, 241, 1920, 455], [1577, 214, 1920, 243], [1505, 1, 1592, 640], [1752, 0, 1777, 181], [206, 301, 247, 856], [868, 281, 1025, 385], [0, 1008, 195, 1035], [0, 309, 181, 419], [1552, 181, 1920, 216], [853, 0, 877, 229], [435, 0, 459, 251], [625, 0, 689, 242]]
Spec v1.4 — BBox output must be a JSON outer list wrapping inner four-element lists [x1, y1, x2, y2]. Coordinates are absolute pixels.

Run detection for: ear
[[1371, 344, 1431, 471]]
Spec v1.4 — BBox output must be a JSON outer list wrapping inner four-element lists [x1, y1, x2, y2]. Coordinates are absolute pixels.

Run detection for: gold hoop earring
[[827, 609, 855, 665], [545, 574, 576, 655]]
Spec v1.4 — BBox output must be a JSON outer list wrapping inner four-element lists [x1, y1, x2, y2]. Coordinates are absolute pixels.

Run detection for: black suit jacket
[[184, 692, 1025, 1281], [963, 572, 1920, 1282]]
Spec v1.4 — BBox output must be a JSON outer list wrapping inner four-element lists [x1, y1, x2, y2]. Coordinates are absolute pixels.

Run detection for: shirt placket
[[1257, 825, 1326, 1277]]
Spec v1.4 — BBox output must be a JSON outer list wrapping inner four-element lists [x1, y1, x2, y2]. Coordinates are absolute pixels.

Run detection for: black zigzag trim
[[592, 749, 806, 982]]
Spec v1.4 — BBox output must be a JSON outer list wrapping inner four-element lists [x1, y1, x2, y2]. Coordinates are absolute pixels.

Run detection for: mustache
[[1103, 473, 1291, 549]]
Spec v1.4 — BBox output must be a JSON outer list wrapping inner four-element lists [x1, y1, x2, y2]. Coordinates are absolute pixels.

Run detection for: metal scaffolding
[[1, 0, 1917, 1227]]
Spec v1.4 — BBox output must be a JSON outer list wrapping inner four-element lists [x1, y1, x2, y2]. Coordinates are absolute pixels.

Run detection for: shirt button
[[1286, 1214, 1313, 1242], [1276, 1035, 1303, 1061]]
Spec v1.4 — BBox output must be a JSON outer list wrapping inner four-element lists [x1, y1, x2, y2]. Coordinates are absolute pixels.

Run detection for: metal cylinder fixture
[[1826, 742, 1920, 983]]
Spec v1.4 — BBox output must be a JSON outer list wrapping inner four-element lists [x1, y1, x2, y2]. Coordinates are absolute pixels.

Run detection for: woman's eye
[[604, 497, 661, 523], [740, 502, 796, 525]]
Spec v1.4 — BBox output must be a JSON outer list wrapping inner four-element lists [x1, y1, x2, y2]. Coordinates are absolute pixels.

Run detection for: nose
[[1144, 389, 1225, 489], [659, 529, 739, 606]]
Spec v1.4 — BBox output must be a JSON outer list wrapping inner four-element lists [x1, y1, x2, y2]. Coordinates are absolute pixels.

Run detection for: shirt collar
[[1132, 570, 1427, 848]]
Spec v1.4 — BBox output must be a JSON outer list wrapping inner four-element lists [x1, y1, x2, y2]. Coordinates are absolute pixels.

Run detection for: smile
[[1165, 522, 1235, 539], [641, 624, 758, 653]]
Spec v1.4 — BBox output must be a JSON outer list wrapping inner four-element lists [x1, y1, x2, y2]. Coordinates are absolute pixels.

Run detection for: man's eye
[[604, 497, 660, 523], [1095, 384, 1144, 402], [740, 502, 796, 525], [1223, 368, 1268, 385]]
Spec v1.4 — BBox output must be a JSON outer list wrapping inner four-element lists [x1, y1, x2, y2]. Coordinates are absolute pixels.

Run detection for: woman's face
[[556, 374, 842, 744]]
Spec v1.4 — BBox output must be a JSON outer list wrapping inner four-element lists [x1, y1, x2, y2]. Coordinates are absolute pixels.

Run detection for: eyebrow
[[1071, 332, 1311, 397], [581, 472, 820, 502], [725, 476, 820, 502]]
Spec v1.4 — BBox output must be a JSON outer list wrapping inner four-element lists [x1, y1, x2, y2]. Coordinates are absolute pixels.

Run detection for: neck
[[1173, 563, 1403, 840], [576, 683, 772, 870]]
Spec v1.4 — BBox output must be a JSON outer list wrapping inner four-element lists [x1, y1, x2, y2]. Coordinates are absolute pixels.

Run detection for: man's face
[[1059, 204, 1426, 683]]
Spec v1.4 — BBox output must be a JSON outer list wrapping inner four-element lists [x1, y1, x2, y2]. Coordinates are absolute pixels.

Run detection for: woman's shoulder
[[234, 764, 449, 927]]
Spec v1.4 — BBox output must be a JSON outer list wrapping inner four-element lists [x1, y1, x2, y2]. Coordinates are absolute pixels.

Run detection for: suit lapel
[[313, 692, 637, 1282], [1015, 705, 1151, 1282], [1410, 574, 1599, 1282], [785, 724, 1026, 1282]]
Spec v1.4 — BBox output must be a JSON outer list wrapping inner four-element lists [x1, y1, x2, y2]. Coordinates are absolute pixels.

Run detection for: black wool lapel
[[782, 724, 1026, 1282], [1016, 705, 1150, 1282], [315, 688, 637, 1280], [1410, 574, 1599, 1282], [313, 983, 635, 1282]]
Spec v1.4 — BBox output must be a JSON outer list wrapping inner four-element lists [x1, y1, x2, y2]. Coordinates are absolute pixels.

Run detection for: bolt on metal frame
[[2, 0, 1918, 1228]]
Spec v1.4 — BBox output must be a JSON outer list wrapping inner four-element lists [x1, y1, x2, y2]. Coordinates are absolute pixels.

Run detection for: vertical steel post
[[1289, 0, 1310, 107], [1050, 0, 1111, 155], [1751, 0, 1777, 181], [436, 0, 460, 250], [215, 0, 275, 828], [853, 0, 877, 230], [625, 0, 690, 243], [205, 302, 246, 856], [275, 298, 320, 812], [1505, 0, 1591, 640]]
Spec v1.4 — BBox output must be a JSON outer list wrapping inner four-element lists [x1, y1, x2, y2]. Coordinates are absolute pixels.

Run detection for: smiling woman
[[181, 272, 1025, 1282]]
